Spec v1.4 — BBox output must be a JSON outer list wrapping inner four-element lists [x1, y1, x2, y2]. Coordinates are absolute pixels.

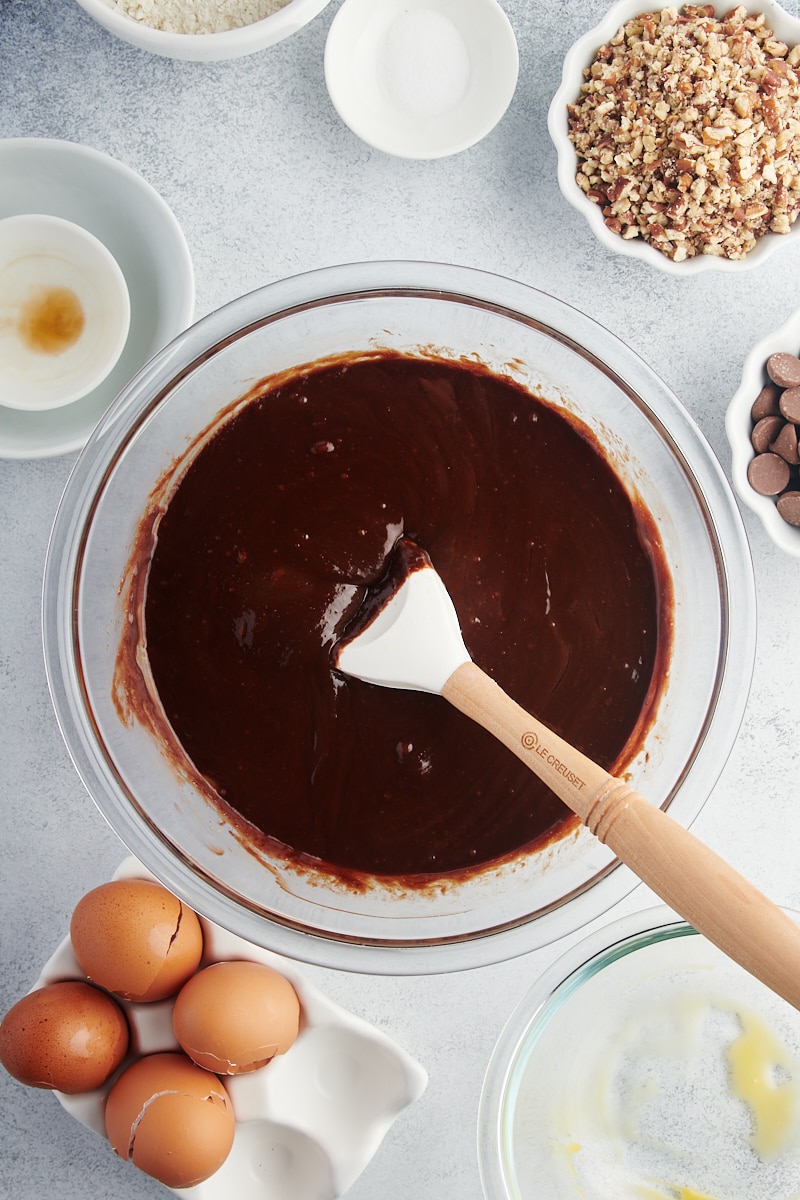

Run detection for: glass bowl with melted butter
[[42, 261, 755, 973], [479, 905, 800, 1200], [0, 213, 130, 410]]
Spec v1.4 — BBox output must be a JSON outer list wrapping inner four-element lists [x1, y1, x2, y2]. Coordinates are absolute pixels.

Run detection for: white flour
[[102, 0, 292, 34]]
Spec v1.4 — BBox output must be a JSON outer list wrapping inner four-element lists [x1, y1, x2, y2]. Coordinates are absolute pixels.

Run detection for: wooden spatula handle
[[443, 662, 800, 1011]]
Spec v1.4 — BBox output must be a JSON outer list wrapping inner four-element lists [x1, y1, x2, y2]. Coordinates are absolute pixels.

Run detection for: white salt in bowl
[[324, 0, 519, 158], [73, 0, 334, 61]]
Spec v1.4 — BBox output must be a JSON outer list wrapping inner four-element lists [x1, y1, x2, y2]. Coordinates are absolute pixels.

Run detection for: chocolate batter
[[139, 352, 670, 880]]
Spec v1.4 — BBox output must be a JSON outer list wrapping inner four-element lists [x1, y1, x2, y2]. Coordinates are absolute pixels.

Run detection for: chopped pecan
[[567, 4, 800, 260]]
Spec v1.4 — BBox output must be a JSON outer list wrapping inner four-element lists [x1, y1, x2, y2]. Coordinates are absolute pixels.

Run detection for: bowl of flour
[[74, 0, 334, 60]]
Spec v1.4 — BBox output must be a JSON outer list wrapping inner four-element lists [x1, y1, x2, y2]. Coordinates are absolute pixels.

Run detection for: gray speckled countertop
[[2, 2, 800, 1198]]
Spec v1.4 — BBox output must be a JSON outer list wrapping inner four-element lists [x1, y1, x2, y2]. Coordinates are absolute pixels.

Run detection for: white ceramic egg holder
[[35, 858, 427, 1200]]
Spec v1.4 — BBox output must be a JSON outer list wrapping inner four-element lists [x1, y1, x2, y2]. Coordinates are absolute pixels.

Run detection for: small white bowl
[[548, 0, 800, 276], [0, 137, 194, 460], [73, 0, 333, 61], [0, 214, 130, 411], [324, 0, 519, 159], [726, 306, 800, 557]]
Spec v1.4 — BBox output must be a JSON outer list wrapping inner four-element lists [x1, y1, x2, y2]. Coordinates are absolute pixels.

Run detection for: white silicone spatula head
[[334, 537, 470, 692]]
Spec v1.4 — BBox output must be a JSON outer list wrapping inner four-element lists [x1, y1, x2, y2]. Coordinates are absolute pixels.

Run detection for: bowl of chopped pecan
[[548, 1, 800, 273]]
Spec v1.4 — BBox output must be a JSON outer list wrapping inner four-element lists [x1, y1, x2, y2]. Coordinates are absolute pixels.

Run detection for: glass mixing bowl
[[42, 261, 755, 973], [477, 906, 800, 1200]]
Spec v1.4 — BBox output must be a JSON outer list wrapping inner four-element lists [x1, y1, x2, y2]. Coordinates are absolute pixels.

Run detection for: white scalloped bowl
[[547, 0, 800, 277], [726, 305, 800, 556], [73, 0, 333, 61], [36, 858, 427, 1200]]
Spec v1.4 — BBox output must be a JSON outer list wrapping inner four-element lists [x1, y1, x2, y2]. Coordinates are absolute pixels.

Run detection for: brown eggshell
[[70, 879, 203, 1002], [105, 1052, 235, 1188], [0, 981, 129, 1094], [173, 960, 301, 1074]]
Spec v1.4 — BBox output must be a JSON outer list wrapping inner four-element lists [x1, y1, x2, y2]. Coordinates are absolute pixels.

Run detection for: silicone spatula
[[335, 538, 800, 1011]]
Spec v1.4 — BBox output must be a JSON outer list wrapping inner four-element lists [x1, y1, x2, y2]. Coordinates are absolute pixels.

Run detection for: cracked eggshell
[[104, 1051, 235, 1188], [70, 879, 203, 1002], [173, 960, 300, 1074]]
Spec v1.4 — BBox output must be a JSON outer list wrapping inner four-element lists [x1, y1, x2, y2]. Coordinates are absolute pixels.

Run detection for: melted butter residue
[[635, 1187, 719, 1200], [646, 1187, 720, 1200], [727, 1009, 797, 1160], [557, 1140, 584, 1189], [18, 284, 84, 355]]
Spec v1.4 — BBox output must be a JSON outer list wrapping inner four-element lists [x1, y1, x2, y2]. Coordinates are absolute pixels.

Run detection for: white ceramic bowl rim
[[42, 260, 756, 974], [74, 0, 333, 58]]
